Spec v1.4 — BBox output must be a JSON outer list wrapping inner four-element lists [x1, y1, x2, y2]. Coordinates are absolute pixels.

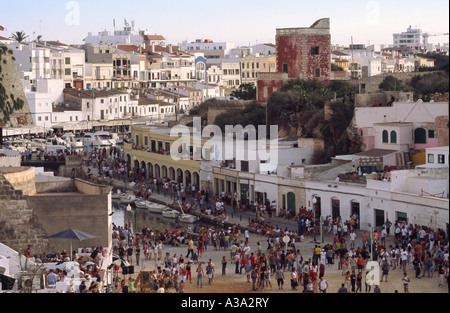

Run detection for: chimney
[[169, 44, 173, 54], [151, 43, 155, 53]]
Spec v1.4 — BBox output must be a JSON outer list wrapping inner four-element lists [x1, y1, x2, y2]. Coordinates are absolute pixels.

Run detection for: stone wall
[[26, 192, 111, 254], [0, 167, 36, 195], [0, 172, 48, 255], [356, 71, 439, 94], [0, 51, 34, 127], [436, 115, 449, 147]]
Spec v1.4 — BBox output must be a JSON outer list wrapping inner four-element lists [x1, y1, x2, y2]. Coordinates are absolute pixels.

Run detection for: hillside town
[[0, 15, 448, 297]]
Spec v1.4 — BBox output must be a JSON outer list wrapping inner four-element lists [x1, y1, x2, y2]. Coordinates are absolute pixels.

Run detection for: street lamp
[[126, 204, 132, 230]]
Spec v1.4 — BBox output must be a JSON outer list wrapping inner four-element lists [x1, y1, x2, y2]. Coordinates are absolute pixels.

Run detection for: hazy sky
[[1, 0, 449, 46]]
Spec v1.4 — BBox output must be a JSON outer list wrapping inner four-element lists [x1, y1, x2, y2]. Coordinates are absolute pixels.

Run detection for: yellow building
[[124, 125, 207, 188], [240, 55, 277, 85]]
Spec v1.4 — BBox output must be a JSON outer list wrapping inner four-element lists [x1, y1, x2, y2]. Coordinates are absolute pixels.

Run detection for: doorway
[[332, 198, 340, 220]]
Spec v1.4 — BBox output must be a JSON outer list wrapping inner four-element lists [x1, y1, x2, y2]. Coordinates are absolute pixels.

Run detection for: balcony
[[124, 143, 201, 168]]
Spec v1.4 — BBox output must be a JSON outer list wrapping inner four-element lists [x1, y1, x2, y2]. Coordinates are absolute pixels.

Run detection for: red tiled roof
[[142, 34, 165, 41]]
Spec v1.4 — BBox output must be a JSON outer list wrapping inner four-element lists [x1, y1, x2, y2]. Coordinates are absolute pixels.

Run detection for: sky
[[1, 0, 449, 47]]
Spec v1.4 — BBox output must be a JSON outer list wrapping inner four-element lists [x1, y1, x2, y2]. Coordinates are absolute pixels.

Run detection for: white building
[[179, 39, 235, 60], [23, 79, 65, 128], [305, 167, 449, 232], [393, 26, 422, 48], [9, 42, 51, 82], [418, 146, 449, 169], [83, 20, 145, 46]]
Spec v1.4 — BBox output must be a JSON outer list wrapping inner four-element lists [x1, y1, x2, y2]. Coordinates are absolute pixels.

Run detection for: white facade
[[10, 43, 51, 81], [305, 167, 449, 231], [354, 101, 449, 129], [418, 146, 450, 168], [373, 123, 414, 152], [393, 26, 422, 47], [179, 39, 235, 59], [24, 79, 65, 127], [84, 63, 114, 90]]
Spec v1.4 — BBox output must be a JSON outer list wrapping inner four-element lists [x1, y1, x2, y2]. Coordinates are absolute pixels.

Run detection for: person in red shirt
[[250, 253, 256, 266], [357, 256, 364, 274], [240, 257, 248, 275]]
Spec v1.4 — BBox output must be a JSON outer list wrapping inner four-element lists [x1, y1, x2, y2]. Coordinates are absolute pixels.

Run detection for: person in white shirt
[[400, 249, 408, 272], [350, 231, 357, 249]]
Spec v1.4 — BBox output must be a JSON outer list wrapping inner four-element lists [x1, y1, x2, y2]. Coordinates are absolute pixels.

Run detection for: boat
[[178, 214, 198, 224], [111, 189, 122, 200], [176, 200, 197, 223], [134, 199, 147, 209], [82, 133, 111, 147], [120, 193, 136, 204], [162, 209, 180, 219], [146, 202, 169, 214], [94, 131, 118, 146], [61, 133, 84, 150]]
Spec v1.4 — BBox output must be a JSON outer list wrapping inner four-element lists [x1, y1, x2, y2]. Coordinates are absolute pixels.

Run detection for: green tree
[[231, 83, 256, 100]]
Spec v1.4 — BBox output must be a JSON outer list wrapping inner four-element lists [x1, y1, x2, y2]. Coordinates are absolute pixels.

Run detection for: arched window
[[414, 128, 426, 144], [382, 130, 389, 143], [390, 131, 397, 144]]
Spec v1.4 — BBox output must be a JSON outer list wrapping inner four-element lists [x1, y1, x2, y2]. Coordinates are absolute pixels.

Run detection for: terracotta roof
[[63, 88, 128, 99], [0, 35, 11, 41], [138, 97, 158, 106], [142, 34, 165, 41]]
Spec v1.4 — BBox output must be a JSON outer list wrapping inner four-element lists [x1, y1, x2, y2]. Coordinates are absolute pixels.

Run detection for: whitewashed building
[[305, 167, 448, 232]]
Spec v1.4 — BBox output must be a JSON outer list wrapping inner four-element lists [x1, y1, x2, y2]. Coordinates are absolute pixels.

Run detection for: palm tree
[[11, 31, 29, 43]]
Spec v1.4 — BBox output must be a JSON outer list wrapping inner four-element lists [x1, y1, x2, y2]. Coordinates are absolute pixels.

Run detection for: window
[[38, 116, 42, 121], [428, 154, 434, 163], [315, 68, 321, 78], [311, 47, 320, 55], [428, 130, 435, 138], [382, 130, 388, 143], [438, 154, 445, 164], [144, 136, 148, 146], [65, 57, 71, 65], [390, 131, 397, 144], [65, 68, 71, 76], [414, 128, 426, 144], [282, 63, 288, 74], [241, 161, 249, 172]]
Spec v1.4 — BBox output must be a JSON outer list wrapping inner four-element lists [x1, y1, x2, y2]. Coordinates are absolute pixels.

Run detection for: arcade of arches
[[126, 153, 201, 188]]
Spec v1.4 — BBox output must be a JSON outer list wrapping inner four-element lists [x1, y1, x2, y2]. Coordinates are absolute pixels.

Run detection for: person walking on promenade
[[196, 264, 204, 288]]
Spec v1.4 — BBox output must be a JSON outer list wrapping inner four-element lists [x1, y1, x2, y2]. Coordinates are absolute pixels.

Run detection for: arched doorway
[[161, 165, 168, 179], [126, 154, 131, 169], [193, 172, 200, 190], [176, 168, 183, 185], [184, 170, 192, 186], [169, 167, 176, 181], [147, 162, 154, 178], [140, 161, 146, 179], [154, 164, 161, 179], [414, 128, 426, 144], [134, 158, 140, 172]]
